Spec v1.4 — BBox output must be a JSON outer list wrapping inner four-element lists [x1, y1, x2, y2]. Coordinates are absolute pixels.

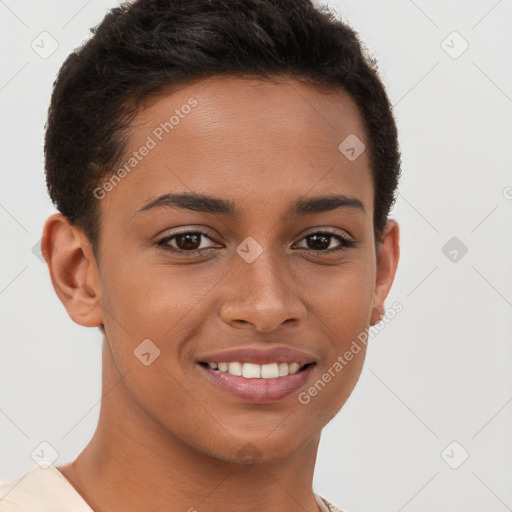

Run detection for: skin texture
[[43, 76, 400, 512]]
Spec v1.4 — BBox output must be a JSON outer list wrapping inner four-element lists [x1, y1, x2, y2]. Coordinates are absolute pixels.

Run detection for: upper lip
[[197, 345, 316, 366]]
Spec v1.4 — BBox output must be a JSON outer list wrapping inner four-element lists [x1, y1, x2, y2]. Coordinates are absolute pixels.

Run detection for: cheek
[[297, 256, 376, 326], [296, 258, 374, 407], [98, 254, 225, 374], [100, 250, 199, 326]]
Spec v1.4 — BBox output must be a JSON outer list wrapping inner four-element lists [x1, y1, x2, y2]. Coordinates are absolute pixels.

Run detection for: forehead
[[100, 75, 373, 221]]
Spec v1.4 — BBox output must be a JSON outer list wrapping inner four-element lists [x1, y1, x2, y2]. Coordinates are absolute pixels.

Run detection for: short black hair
[[44, 0, 401, 258]]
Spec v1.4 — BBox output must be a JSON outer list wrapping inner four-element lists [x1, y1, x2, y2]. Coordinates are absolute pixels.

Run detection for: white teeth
[[242, 363, 261, 378], [227, 361, 242, 376], [278, 362, 289, 377], [206, 361, 305, 379], [261, 363, 279, 379], [289, 362, 301, 374]]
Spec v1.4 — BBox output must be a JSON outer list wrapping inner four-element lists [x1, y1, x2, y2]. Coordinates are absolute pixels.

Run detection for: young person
[[0, 0, 400, 510]]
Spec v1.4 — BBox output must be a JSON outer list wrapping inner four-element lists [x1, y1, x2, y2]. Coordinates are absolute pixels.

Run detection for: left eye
[[294, 232, 355, 253], [156, 230, 356, 255]]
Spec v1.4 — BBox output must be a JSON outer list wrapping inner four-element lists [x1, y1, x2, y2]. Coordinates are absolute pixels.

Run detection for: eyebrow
[[136, 192, 365, 218]]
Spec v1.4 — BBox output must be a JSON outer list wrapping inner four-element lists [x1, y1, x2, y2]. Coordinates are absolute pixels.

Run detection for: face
[[53, 75, 399, 464]]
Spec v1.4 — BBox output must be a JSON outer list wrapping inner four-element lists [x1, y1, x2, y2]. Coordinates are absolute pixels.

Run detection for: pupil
[[308, 234, 329, 250], [178, 233, 200, 250]]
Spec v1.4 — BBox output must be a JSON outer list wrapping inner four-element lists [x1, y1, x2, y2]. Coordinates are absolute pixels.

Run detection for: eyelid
[[300, 226, 353, 240], [157, 225, 353, 242]]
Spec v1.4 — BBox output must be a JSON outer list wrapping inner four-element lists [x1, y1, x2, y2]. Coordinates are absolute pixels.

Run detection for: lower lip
[[198, 364, 315, 403]]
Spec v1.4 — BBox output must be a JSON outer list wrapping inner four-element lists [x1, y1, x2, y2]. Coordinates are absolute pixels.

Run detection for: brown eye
[[157, 230, 218, 255], [305, 233, 331, 250], [294, 231, 356, 254], [174, 232, 202, 250]]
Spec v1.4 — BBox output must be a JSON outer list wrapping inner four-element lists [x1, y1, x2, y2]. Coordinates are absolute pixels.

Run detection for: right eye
[[156, 230, 221, 256]]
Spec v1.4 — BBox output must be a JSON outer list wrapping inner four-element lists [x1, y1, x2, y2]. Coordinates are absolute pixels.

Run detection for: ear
[[370, 219, 400, 326], [41, 213, 104, 328]]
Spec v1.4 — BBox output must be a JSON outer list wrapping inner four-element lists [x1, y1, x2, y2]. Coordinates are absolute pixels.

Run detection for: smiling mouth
[[198, 361, 315, 379]]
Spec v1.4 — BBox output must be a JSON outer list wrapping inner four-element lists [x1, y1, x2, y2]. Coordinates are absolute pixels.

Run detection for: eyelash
[[155, 229, 357, 257]]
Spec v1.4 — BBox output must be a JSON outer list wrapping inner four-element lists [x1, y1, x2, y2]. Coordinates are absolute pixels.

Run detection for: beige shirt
[[0, 465, 347, 512]]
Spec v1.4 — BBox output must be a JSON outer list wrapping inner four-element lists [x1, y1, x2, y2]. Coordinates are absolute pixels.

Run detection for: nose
[[219, 250, 306, 333]]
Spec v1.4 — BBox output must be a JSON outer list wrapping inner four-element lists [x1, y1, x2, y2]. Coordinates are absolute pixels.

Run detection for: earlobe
[[41, 213, 104, 328], [371, 219, 400, 325], [370, 304, 385, 326]]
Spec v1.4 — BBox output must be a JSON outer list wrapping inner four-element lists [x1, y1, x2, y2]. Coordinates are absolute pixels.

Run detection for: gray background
[[1, 1, 511, 511]]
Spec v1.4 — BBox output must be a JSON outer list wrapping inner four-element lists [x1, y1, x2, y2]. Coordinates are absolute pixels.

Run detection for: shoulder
[[0, 465, 92, 512], [318, 494, 350, 512]]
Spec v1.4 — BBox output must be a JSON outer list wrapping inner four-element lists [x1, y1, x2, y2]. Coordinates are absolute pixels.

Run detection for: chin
[[203, 432, 315, 466]]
